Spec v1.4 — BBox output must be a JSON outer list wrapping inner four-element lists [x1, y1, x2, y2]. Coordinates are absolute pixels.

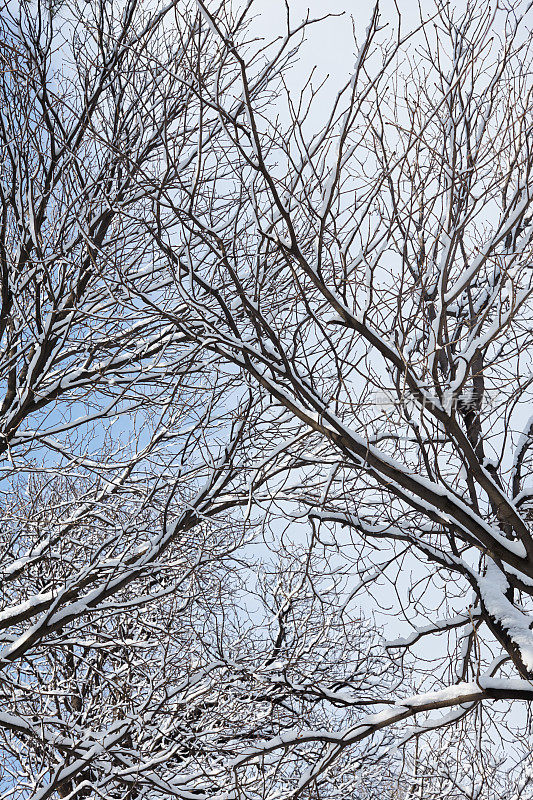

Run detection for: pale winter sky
[[253, 0, 424, 83]]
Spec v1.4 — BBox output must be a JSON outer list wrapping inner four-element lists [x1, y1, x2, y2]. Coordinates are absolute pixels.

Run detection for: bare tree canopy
[[2, 0, 533, 797]]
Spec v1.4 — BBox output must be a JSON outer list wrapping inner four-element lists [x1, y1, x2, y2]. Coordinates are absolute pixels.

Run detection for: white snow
[[477, 561, 533, 672]]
